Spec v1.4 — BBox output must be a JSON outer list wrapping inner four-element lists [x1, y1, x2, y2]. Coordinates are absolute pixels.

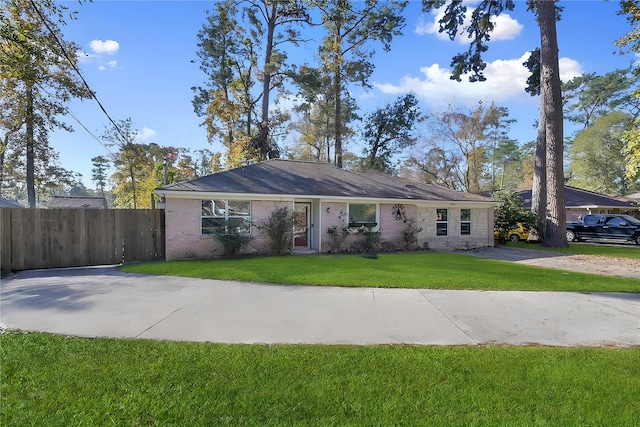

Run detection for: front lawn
[[2, 331, 639, 426], [120, 251, 640, 292]]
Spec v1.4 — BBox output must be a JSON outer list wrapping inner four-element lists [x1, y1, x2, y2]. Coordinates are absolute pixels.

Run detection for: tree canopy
[[359, 93, 422, 174], [409, 102, 517, 193], [1, 0, 92, 207], [617, 0, 640, 182], [422, 0, 567, 247]]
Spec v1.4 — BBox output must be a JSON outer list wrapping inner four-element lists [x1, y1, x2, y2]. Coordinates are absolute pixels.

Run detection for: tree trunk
[[129, 164, 137, 209], [334, 68, 343, 168], [531, 114, 546, 236], [26, 83, 36, 209], [333, 21, 344, 169], [537, 0, 567, 247], [258, 6, 276, 160]]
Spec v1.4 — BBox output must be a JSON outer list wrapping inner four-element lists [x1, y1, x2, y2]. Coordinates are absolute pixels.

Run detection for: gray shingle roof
[[518, 186, 638, 209], [0, 198, 26, 208], [158, 159, 492, 203], [47, 196, 108, 209]]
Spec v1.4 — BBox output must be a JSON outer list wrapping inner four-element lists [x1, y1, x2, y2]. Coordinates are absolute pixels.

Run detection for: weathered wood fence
[[1, 208, 164, 274]]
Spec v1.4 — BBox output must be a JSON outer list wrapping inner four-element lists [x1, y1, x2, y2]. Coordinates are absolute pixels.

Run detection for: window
[[201, 200, 251, 235], [348, 203, 378, 228], [460, 209, 471, 235], [436, 208, 448, 236]]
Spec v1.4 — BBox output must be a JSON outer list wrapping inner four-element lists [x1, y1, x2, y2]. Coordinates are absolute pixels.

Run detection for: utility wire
[[28, 0, 156, 170], [35, 82, 116, 159]]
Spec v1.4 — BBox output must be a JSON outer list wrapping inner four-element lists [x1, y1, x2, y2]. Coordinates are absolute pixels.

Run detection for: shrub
[[493, 191, 539, 244], [358, 225, 381, 253], [213, 219, 253, 258], [401, 218, 422, 251], [259, 206, 296, 256], [327, 225, 349, 253]]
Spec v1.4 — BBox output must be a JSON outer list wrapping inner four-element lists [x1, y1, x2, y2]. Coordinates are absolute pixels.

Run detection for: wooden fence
[[1, 208, 164, 274]]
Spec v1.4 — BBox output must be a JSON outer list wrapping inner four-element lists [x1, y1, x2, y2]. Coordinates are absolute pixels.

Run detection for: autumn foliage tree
[[102, 119, 156, 209], [410, 102, 513, 193]]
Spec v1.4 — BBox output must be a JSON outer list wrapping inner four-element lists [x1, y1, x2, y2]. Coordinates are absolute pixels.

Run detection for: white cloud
[[78, 41, 120, 71], [135, 127, 157, 143], [416, 9, 523, 43], [374, 52, 583, 108], [559, 57, 582, 82], [90, 39, 120, 55], [491, 14, 524, 41], [415, 14, 441, 37]]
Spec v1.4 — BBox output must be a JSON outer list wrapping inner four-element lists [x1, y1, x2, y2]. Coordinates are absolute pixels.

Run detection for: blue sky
[[53, 0, 638, 188]]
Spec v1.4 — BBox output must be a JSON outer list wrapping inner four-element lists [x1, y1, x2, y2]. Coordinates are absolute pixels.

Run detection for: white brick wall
[[417, 206, 493, 251]]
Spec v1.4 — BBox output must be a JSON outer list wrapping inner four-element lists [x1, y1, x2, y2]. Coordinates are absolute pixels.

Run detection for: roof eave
[[569, 205, 639, 210], [155, 189, 497, 207]]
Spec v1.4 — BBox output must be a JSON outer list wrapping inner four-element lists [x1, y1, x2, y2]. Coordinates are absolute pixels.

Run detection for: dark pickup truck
[[566, 214, 640, 245]]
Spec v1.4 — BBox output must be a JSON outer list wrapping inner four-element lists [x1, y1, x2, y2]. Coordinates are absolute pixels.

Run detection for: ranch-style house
[[156, 159, 497, 260]]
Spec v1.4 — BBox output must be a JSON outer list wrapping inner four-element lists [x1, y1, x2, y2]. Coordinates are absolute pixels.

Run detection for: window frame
[[201, 199, 252, 235], [347, 202, 379, 230], [460, 208, 471, 235], [436, 208, 448, 236]]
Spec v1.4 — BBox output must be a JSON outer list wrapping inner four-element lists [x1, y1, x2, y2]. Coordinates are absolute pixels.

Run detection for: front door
[[294, 203, 310, 248]]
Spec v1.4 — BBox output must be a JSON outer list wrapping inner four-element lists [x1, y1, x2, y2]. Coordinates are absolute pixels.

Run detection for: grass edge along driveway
[[2, 331, 639, 427], [120, 251, 640, 293]]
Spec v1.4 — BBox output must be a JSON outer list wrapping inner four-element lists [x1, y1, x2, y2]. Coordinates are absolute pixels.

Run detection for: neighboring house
[[0, 198, 48, 208], [156, 159, 497, 260], [47, 196, 108, 209], [626, 192, 640, 203], [0, 198, 26, 208], [517, 186, 639, 221]]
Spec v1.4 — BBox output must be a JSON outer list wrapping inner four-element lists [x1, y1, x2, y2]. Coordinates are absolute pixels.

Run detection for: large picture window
[[348, 203, 378, 228], [436, 208, 448, 236], [201, 200, 251, 235], [461, 209, 471, 235]]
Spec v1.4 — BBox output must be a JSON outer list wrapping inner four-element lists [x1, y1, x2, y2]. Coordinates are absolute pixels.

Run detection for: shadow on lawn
[[458, 246, 572, 262]]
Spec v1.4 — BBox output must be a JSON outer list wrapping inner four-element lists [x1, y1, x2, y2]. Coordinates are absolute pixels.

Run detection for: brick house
[[156, 160, 497, 260]]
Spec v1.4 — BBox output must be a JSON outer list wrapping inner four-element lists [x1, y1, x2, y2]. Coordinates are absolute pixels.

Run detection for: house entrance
[[294, 203, 311, 248]]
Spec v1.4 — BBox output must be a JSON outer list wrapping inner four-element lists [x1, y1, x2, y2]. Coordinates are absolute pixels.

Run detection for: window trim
[[201, 199, 252, 235], [460, 208, 471, 236], [436, 208, 448, 237], [347, 202, 380, 231]]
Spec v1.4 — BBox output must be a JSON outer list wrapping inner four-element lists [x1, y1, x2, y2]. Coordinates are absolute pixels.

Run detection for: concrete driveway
[[1, 266, 639, 347]]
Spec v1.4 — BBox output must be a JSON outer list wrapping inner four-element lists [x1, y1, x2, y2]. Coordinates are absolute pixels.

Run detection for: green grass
[[120, 251, 640, 292], [2, 331, 639, 426], [509, 241, 640, 258]]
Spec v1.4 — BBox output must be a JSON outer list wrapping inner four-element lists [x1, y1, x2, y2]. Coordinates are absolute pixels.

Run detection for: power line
[[34, 82, 116, 159], [27, 0, 156, 170]]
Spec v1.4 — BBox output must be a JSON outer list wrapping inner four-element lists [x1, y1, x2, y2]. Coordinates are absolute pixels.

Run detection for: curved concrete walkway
[[1, 266, 639, 347]]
